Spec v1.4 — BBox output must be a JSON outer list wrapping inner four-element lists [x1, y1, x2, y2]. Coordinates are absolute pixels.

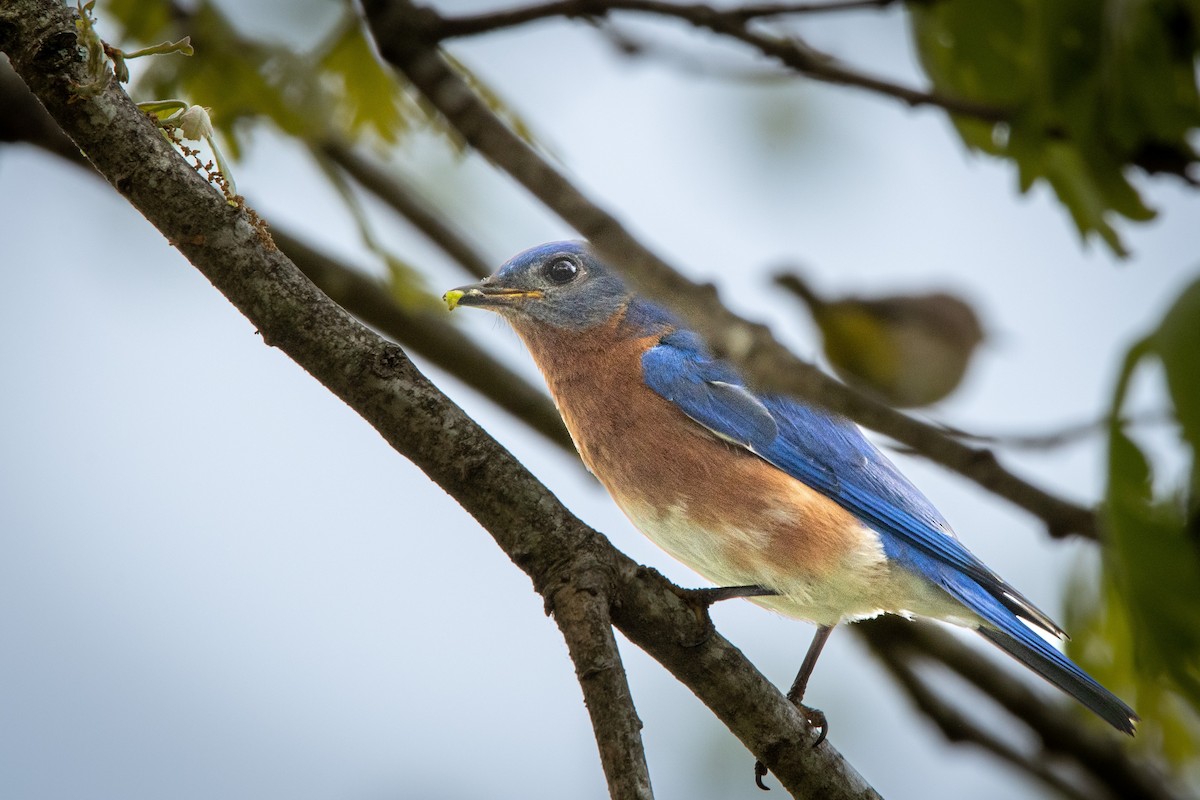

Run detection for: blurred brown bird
[[776, 272, 985, 408]]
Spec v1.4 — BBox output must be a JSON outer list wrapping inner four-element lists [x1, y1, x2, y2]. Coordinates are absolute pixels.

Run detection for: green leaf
[[1105, 428, 1200, 703], [1155, 274, 1200, 486], [1068, 280, 1200, 770], [104, 2, 435, 155], [911, 0, 1199, 256], [104, 0, 173, 43], [317, 17, 411, 145]]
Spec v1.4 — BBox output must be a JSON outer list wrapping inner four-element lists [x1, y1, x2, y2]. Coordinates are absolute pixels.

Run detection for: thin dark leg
[[754, 625, 835, 791], [787, 624, 834, 704], [687, 584, 778, 605]]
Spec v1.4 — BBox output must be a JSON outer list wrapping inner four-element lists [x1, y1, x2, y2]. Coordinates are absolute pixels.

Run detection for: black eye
[[543, 257, 579, 285]]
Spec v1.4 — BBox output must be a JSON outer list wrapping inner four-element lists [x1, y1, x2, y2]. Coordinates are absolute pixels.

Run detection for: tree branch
[[870, 636, 1105, 800], [732, 0, 901, 18], [270, 227, 576, 453], [550, 580, 654, 800], [936, 410, 1172, 452], [0, 54, 575, 454], [861, 618, 1186, 800], [361, 0, 1098, 542], [0, 3, 879, 797], [417, 0, 1006, 121]]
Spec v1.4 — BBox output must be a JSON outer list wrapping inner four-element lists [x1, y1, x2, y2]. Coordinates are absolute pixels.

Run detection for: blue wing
[[641, 329, 1055, 634], [641, 329, 1138, 733]]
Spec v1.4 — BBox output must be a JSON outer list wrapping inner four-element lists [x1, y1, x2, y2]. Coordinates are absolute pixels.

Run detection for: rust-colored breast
[[511, 315, 865, 580]]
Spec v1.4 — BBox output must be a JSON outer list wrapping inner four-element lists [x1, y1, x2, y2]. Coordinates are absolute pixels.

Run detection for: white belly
[[622, 501, 973, 628]]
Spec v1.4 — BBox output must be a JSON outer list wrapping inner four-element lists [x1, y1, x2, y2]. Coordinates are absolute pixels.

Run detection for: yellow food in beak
[[443, 289, 465, 311]]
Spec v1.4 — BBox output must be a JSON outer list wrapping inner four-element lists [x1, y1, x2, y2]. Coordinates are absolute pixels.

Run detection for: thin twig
[[598, 22, 795, 81], [935, 410, 1172, 452], [871, 637, 1104, 800], [362, 0, 1098, 541], [731, 0, 901, 18], [860, 618, 1186, 800], [320, 140, 495, 280], [423, 0, 1007, 121]]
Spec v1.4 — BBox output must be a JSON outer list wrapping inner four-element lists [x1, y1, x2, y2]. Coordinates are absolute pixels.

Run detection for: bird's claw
[[753, 759, 771, 791], [750, 703, 828, 791], [672, 585, 777, 647], [801, 704, 828, 747], [671, 585, 717, 647]]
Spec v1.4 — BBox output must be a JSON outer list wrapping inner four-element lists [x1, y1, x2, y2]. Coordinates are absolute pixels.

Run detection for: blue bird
[[444, 241, 1137, 738]]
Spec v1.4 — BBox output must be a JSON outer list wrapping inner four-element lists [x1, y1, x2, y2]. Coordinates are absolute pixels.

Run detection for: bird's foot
[[750, 703, 828, 791], [672, 585, 777, 647], [753, 759, 771, 791], [800, 704, 828, 747]]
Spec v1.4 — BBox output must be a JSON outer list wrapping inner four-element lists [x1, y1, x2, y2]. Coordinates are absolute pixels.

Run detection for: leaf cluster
[[913, 0, 1200, 255], [1068, 276, 1200, 773], [106, 0, 424, 151]]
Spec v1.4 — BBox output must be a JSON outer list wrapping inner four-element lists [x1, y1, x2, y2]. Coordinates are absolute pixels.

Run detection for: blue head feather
[[490, 241, 633, 329]]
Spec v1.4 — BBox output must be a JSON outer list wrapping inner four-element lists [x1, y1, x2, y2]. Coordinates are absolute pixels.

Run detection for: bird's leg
[[673, 585, 777, 647], [786, 624, 834, 709], [754, 625, 835, 791], [684, 584, 779, 605]]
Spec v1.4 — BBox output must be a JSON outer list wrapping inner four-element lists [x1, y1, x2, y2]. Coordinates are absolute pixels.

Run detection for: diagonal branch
[[361, 0, 1098, 542], [0, 4, 879, 797], [870, 635, 1105, 800], [270, 227, 576, 452]]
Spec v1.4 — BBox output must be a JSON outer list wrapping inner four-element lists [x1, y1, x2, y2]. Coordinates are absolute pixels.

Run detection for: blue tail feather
[[940, 573, 1138, 735]]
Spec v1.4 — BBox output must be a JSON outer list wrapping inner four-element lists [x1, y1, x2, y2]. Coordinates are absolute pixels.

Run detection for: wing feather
[[641, 332, 1064, 638]]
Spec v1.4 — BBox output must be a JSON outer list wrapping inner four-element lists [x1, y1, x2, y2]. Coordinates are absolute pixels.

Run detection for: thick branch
[[362, 0, 1098, 542], [0, 4, 878, 797], [271, 227, 575, 452]]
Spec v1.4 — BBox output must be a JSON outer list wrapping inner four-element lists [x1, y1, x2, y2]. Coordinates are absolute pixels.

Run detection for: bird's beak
[[443, 282, 543, 311]]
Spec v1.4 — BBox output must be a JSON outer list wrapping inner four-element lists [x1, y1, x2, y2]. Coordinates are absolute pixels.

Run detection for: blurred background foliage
[[1068, 274, 1200, 781], [105, 0, 535, 310], [61, 0, 1200, 791], [912, 0, 1200, 256]]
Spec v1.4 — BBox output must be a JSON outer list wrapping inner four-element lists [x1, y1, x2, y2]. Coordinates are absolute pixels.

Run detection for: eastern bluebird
[[444, 241, 1137, 739]]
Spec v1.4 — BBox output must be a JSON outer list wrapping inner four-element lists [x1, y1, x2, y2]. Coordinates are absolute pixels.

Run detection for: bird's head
[[443, 241, 631, 329]]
